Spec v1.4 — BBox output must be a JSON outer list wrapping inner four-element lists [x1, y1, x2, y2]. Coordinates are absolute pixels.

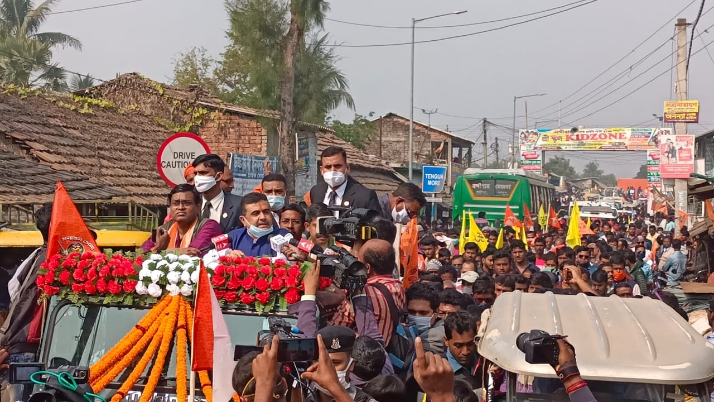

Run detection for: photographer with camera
[[516, 331, 597, 402]]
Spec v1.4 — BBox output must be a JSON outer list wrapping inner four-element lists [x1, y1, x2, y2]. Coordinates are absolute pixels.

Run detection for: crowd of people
[[0, 143, 700, 402]]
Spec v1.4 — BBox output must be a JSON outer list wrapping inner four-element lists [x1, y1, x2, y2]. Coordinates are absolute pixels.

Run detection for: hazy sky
[[45, 0, 714, 177]]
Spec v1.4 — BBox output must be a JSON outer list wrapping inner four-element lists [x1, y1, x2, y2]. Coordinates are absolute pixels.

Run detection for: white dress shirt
[[202, 190, 225, 224], [323, 181, 347, 217]]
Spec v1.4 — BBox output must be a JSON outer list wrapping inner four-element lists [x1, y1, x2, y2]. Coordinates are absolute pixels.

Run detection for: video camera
[[516, 329, 566, 366], [9, 363, 93, 402], [317, 245, 367, 294], [316, 207, 382, 246], [235, 317, 319, 364]]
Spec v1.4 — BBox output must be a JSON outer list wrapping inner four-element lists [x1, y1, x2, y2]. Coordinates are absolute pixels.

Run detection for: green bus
[[452, 168, 556, 224]]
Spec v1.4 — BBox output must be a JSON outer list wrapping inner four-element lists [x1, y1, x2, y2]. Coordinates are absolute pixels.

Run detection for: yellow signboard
[[664, 100, 699, 123]]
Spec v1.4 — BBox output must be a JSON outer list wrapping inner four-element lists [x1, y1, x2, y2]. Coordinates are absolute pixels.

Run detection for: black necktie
[[202, 201, 212, 220], [328, 191, 337, 207]]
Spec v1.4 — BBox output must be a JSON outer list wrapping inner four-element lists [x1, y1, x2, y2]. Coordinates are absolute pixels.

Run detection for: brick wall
[[366, 116, 433, 166], [199, 111, 268, 160]]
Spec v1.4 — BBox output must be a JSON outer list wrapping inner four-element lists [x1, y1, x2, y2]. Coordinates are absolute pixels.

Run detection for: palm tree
[[279, 0, 330, 193], [69, 73, 95, 91], [0, 0, 81, 88]]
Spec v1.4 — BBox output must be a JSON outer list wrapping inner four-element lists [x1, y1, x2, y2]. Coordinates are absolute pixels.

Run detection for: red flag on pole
[[548, 205, 561, 229], [522, 203, 534, 230], [401, 217, 420, 289], [504, 205, 522, 228], [47, 181, 99, 258]]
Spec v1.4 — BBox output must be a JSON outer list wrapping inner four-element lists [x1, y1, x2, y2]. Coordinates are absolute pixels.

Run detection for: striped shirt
[[328, 275, 405, 344]]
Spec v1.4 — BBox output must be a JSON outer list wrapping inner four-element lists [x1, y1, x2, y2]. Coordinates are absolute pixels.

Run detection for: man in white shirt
[[192, 154, 243, 234]]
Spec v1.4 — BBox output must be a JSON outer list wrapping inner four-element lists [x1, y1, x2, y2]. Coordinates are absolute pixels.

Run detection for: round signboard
[[156, 133, 211, 187]]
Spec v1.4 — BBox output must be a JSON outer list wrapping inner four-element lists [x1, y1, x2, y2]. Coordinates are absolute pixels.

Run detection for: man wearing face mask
[[376, 183, 427, 224], [308, 326, 377, 402], [260, 173, 288, 225], [308, 146, 381, 217], [227, 193, 290, 258], [405, 282, 440, 336], [192, 154, 243, 234]]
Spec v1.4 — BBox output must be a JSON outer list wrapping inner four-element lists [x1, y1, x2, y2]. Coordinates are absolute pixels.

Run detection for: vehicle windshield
[[513, 378, 666, 401], [42, 299, 296, 395], [578, 206, 616, 215]]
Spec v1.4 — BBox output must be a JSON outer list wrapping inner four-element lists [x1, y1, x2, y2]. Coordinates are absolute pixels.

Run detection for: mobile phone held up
[[234, 338, 318, 363]]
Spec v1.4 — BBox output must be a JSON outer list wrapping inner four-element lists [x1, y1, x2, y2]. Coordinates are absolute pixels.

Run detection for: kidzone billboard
[[519, 128, 672, 151]]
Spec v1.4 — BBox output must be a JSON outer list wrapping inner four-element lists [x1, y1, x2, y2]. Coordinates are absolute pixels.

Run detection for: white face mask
[[313, 358, 353, 396], [267, 195, 285, 211], [323, 171, 346, 188], [193, 175, 216, 193], [392, 204, 409, 224]]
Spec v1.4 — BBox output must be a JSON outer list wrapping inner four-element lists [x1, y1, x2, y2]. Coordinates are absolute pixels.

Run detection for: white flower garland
[[136, 254, 204, 298]]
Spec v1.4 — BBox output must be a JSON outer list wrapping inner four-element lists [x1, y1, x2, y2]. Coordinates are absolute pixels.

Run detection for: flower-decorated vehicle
[[36, 250, 327, 402]]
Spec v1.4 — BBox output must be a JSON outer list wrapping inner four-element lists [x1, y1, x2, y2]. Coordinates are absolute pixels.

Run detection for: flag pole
[[189, 265, 199, 402]]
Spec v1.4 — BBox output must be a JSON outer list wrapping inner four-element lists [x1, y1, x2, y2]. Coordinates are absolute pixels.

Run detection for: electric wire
[[321, 1, 598, 48], [49, 0, 144, 15], [324, 0, 591, 29]]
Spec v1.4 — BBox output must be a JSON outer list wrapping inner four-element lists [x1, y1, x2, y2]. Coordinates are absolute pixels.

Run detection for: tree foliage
[[543, 155, 577, 178], [635, 164, 648, 179], [170, 0, 353, 126], [327, 112, 375, 150], [68, 74, 95, 91], [0, 0, 81, 89], [581, 161, 604, 178]]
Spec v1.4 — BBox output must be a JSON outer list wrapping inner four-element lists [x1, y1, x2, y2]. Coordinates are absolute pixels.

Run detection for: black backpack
[[369, 283, 415, 377]]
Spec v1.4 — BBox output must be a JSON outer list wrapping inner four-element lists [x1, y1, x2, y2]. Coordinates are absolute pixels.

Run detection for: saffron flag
[[522, 203, 534, 230], [495, 228, 505, 249], [677, 210, 690, 229], [504, 205, 522, 228], [565, 201, 581, 248], [705, 200, 714, 223], [538, 205, 548, 230], [47, 181, 99, 258], [548, 205, 561, 230], [401, 217, 420, 289], [192, 263, 236, 402], [467, 213, 489, 252]]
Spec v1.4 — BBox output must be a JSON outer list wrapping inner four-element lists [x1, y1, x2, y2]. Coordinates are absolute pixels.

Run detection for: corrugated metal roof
[[479, 291, 714, 384]]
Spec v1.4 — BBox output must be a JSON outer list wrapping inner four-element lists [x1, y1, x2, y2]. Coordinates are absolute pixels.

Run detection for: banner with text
[[519, 128, 671, 151], [229, 153, 280, 195], [659, 135, 694, 178], [520, 150, 543, 174], [664, 100, 699, 123], [646, 150, 661, 184]]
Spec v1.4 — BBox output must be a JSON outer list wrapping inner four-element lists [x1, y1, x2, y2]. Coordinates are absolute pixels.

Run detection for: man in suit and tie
[[192, 154, 243, 234], [308, 146, 381, 216]]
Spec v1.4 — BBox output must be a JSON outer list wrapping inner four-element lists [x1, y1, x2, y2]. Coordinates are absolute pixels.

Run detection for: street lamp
[[653, 113, 664, 128], [511, 93, 546, 167], [408, 10, 468, 182]]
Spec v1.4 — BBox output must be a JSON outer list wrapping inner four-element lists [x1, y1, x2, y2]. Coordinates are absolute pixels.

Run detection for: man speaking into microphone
[[227, 193, 290, 258]]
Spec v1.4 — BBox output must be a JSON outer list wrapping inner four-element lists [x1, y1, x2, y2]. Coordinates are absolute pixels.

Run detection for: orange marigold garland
[[109, 302, 170, 402], [89, 295, 170, 382], [198, 370, 213, 402], [139, 295, 180, 402], [91, 311, 162, 392], [175, 298, 189, 402]]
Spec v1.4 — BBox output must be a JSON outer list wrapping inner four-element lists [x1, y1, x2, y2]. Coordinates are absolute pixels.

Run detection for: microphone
[[270, 233, 294, 256], [288, 238, 325, 255], [199, 235, 232, 253]]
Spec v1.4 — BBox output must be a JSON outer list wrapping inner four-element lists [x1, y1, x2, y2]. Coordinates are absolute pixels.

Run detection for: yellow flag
[[586, 217, 592, 230], [538, 204, 547, 230], [520, 225, 529, 250], [467, 213, 489, 252], [459, 210, 467, 254], [627, 215, 631, 224], [495, 228, 505, 249], [566, 201, 581, 248]]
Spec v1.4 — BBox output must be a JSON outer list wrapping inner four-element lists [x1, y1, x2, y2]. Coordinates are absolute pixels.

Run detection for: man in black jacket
[[308, 146, 381, 216], [193, 154, 244, 233], [0, 203, 52, 400]]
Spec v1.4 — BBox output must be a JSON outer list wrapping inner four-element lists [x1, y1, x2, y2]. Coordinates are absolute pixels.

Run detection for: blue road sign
[[422, 165, 448, 193]]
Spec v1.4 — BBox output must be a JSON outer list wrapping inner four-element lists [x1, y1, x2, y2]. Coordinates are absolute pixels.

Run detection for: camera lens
[[516, 332, 530, 353]]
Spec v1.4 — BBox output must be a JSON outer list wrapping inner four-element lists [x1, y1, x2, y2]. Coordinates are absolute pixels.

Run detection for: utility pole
[[673, 18, 689, 236], [482, 118, 488, 168], [494, 137, 500, 167]]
